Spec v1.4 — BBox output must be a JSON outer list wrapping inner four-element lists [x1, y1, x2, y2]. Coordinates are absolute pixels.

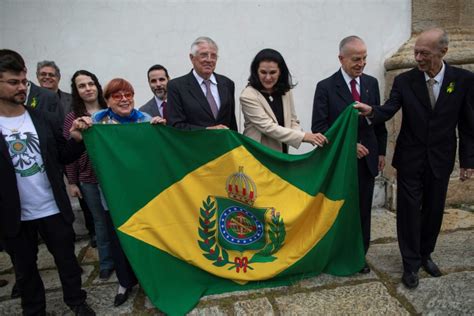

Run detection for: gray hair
[[434, 28, 449, 49], [420, 27, 449, 50], [36, 60, 61, 78], [190, 36, 218, 56], [339, 35, 365, 55]]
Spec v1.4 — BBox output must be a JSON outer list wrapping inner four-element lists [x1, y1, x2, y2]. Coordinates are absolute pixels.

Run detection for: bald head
[[414, 28, 448, 77], [338, 36, 367, 78], [417, 28, 449, 51], [339, 36, 365, 56]]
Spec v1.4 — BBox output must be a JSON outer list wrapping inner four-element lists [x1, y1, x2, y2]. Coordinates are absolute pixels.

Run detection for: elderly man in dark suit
[[312, 35, 387, 274], [167, 36, 237, 131], [36, 60, 72, 117], [355, 28, 474, 289], [139, 64, 170, 119], [0, 55, 95, 315]]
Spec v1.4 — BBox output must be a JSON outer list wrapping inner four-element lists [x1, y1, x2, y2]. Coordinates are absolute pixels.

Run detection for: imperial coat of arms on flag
[[198, 166, 286, 273]]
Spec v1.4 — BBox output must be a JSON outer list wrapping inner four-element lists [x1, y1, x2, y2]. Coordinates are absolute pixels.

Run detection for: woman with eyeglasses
[[240, 49, 328, 152], [63, 70, 115, 285], [93, 78, 164, 124], [92, 78, 165, 306]]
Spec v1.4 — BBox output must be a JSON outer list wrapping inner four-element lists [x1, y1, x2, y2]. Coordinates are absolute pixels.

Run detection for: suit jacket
[[372, 63, 474, 178], [58, 89, 72, 117], [139, 97, 162, 117], [0, 107, 85, 239], [240, 86, 304, 152], [27, 82, 64, 120], [167, 71, 237, 131], [312, 70, 387, 177]]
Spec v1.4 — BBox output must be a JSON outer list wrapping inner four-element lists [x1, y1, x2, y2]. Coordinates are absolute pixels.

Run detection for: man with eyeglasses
[[37, 60, 72, 117], [0, 54, 96, 315], [0, 50, 63, 122], [167, 36, 237, 130]]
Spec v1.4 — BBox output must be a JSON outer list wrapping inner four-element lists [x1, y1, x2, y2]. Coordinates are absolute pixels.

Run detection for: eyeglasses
[[110, 92, 134, 101], [0, 79, 29, 87], [197, 52, 218, 61], [38, 72, 57, 78]]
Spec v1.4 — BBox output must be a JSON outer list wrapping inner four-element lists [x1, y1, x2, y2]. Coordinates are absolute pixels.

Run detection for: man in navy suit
[[139, 64, 170, 119], [355, 28, 474, 289], [312, 36, 387, 274], [167, 36, 237, 131]]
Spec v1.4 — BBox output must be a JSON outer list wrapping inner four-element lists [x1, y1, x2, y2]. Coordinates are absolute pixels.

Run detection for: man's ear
[[439, 46, 448, 58]]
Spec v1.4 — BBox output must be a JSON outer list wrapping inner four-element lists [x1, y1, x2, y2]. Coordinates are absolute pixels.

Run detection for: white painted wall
[[1, 0, 411, 153]]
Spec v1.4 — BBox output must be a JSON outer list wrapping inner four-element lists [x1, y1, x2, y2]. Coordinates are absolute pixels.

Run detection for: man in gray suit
[[139, 64, 169, 119], [37, 60, 71, 118]]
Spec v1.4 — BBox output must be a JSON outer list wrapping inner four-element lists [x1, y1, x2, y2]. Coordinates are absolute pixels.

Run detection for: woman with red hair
[[92, 78, 165, 306]]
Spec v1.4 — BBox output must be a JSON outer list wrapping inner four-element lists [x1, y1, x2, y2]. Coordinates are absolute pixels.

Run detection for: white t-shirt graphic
[[0, 112, 60, 220]]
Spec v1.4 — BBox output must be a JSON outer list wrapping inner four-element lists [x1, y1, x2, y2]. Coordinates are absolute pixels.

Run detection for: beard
[[153, 89, 166, 99], [0, 93, 26, 105]]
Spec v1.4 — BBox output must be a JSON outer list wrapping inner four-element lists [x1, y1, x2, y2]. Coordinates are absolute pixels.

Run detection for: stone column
[[383, 0, 474, 210]]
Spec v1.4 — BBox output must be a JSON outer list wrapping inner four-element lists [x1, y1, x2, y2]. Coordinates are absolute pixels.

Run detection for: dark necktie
[[161, 101, 167, 119], [427, 78, 436, 109], [204, 80, 219, 119], [350, 79, 360, 102]]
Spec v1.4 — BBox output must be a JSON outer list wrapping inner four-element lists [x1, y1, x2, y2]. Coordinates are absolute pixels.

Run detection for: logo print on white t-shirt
[[6, 131, 43, 177]]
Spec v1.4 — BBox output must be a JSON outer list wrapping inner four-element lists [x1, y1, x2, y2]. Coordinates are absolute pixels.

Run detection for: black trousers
[[358, 159, 375, 255], [4, 213, 86, 316], [104, 211, 138, 288], [77, 191, 95, 237], [396, 164, 449, 272]]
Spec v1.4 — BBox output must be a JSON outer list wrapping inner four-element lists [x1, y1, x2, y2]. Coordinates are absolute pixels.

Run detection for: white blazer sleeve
[[240, 87, 305, 149]]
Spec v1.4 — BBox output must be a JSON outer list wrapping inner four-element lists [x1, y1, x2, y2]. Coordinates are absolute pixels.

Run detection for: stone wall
[[382, 0, 474, 209]]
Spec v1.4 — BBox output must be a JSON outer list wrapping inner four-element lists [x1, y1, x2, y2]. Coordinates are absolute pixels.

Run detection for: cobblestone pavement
[[0, 207, 473, 315]]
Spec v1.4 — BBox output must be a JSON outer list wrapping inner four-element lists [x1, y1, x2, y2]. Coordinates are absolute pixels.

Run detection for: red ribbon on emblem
[[234, 256, 248, 273]]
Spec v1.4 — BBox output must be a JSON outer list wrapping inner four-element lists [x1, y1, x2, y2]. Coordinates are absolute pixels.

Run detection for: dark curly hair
[[70, 70, 107, 117], [248, 48, 296, 96]]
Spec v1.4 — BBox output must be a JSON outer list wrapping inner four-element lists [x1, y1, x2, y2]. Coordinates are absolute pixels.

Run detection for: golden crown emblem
[[226, 166, 257, 206]]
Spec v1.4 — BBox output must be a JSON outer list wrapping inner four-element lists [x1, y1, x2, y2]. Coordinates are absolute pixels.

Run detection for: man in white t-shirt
[[0, 54, 95, 315]]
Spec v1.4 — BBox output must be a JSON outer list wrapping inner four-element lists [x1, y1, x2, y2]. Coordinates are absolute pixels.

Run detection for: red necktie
[[350, 79, 360, 102], [161, 101, 167, 119]]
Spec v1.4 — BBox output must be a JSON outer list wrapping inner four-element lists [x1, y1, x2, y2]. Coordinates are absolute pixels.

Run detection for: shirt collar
[[340, 68, 360, 86], [424, 61, 445, 84], [25, 81, 32, 105], [193, 69, 217, 85], [154, 95, 165, 107]]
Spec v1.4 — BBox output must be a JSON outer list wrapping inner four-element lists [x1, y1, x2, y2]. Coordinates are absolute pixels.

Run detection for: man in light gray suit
[[36, 60, 71, 119], [139, 64, 170, 119]]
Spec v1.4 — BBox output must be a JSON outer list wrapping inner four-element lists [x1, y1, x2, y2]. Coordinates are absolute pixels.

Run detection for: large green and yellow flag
[[84, 106, 363, 315]]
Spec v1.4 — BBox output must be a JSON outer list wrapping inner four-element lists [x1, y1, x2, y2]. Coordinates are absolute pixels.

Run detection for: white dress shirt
[[424, 62, 446, 101], [192, 70, 221, 109], [154, 96, 166, 117]]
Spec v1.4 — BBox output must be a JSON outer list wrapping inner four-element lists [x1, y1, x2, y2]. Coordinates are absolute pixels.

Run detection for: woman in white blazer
[[240, 49, 327, 152]]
